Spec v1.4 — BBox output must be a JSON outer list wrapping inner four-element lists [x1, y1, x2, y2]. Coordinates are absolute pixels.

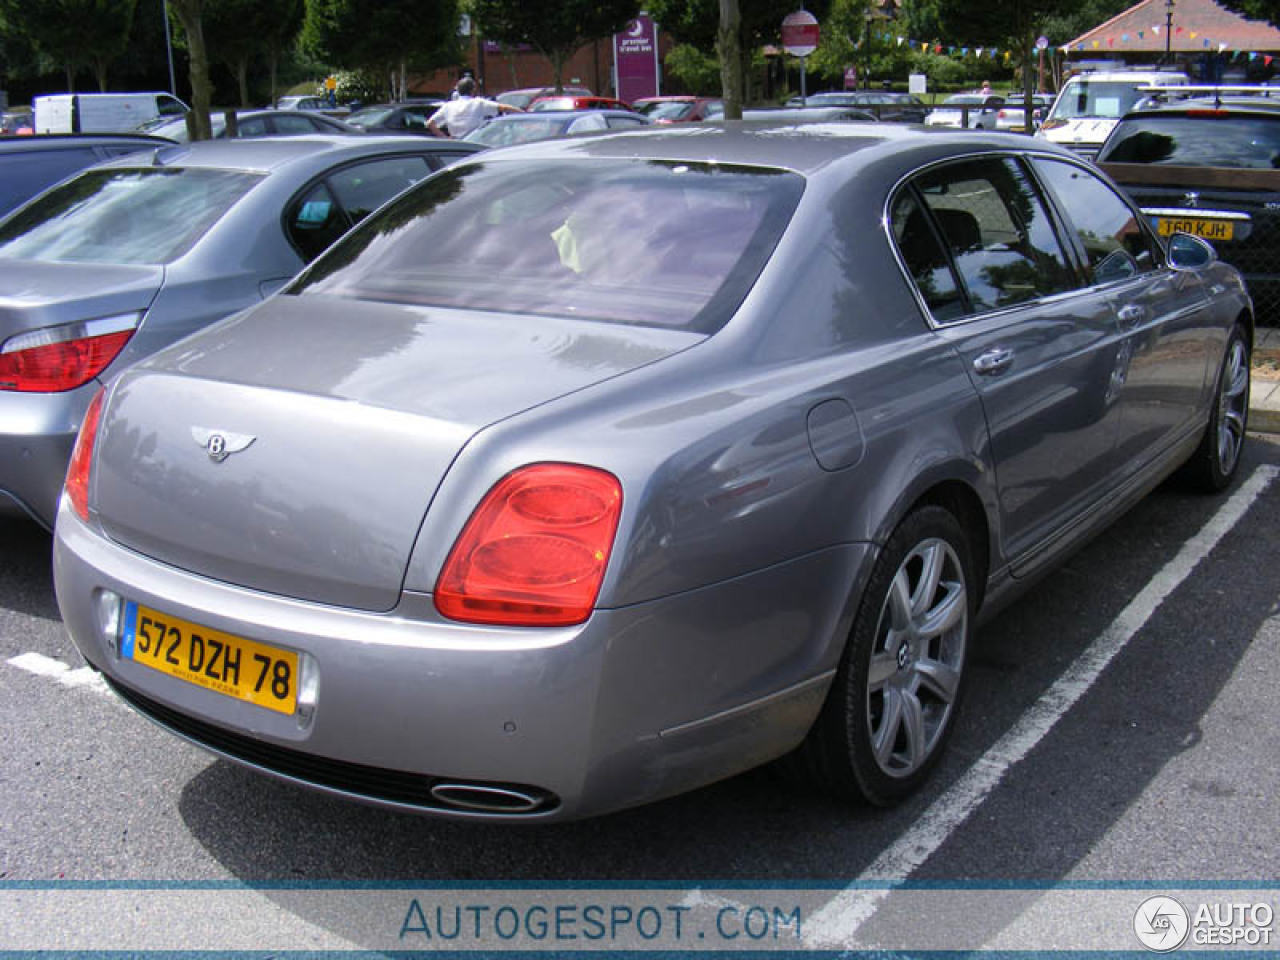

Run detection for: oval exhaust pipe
[[430, 783, 545, 814]]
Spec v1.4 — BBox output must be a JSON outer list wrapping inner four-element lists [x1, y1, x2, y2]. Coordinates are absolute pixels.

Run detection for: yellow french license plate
[[122, 601, 298, 715], [1157, 217, 1234, 242]]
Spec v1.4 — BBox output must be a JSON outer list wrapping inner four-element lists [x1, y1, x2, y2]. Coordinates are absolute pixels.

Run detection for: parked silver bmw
[[0, 134, 482, 528], [54, 124, 1252, 822]]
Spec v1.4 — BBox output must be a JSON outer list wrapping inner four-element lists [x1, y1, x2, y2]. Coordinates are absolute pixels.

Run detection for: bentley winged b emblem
[[191, 427, 256, 463]]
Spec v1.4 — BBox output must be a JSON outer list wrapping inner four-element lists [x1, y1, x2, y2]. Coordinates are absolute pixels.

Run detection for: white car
[[995, 94, 1054, 133], [925, 94, 1004, 130], [1036, 70, 1188, 159], [275, 95, 327, 111]]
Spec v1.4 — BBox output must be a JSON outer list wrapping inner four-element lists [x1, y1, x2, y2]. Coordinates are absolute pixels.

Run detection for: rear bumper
[[0, 384, 96, 529], [53, 502, 874, 822]]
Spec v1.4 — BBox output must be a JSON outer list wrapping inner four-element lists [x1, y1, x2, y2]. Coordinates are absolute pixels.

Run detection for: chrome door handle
[[973, 347, 1014, 376], [1117, 304, 1146, 327]]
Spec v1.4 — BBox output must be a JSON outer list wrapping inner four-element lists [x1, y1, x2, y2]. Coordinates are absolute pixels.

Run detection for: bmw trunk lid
[[92, 294, 697, 611], [0, 260, 163, 343]]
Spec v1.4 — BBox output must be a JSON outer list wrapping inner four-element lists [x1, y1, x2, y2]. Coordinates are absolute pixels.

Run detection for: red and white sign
[[782, 10, 820, 58]]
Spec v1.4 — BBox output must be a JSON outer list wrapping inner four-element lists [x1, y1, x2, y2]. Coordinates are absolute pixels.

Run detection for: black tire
[[790, 505, 975, 806], [1182, 324, 1250, 493]]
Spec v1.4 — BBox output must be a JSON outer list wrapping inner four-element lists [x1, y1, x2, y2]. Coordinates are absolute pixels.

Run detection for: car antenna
[[151, 147, 166, 166]]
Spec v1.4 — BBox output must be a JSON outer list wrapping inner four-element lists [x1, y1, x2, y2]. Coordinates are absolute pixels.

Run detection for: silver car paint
[[0, 135, 482, 528], [53, 124, 1250, 820]]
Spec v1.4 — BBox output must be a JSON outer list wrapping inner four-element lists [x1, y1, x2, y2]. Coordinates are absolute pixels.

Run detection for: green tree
[[648, 0, 832, 103], [470, 0, 640, 94], [0, 0, 137, 91], [201, 0, 302, 106], [304, 0, 460, 101], [1209, 0, 1280, 28]]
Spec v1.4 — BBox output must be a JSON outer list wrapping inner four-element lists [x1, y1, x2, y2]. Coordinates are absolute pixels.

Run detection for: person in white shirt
[[428, 77, 521, 138]]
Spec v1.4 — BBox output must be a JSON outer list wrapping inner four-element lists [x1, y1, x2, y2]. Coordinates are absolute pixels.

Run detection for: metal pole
[[1165, 0, 1174, 63], [163, 0, 177, 96]]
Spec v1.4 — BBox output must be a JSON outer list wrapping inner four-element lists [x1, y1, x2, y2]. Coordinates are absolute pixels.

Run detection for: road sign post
[[782, 10, 821, 105]]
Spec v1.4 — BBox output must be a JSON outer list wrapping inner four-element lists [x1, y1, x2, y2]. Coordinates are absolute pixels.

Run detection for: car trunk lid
[[0, 260, 163, 343], [94, 294, 699, 611]]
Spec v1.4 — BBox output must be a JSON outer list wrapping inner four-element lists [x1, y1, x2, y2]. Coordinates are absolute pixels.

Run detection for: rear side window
[[327, 155, 432, 221], [1099, 115, 1280, 168], [291, 158, 804, 334], [892, 157, 1075, 320], [1032, 157, 1160, 284], [0, 149, 100, 217], [0, 168, 261, 264]]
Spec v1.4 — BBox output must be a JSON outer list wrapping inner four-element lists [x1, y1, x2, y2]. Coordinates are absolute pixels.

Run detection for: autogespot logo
[[1134, 896, 1191, 952]]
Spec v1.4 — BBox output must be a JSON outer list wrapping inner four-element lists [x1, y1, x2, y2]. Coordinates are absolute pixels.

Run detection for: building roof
[[1068, 0, 1280, 55]]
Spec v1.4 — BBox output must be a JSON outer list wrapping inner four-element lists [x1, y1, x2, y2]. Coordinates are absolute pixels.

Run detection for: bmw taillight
[[65, 388, 105, 523], [435, 463, 623, 627], [0, 312, 140, 392]]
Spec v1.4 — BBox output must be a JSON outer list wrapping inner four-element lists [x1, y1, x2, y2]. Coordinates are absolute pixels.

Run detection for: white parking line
[[8, 651, 109, 694], [808, 464, 1280, 947]]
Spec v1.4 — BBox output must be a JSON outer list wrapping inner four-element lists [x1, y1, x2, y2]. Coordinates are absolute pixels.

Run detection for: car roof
[[0, 133, 175, 153], [95, 134, 481, 174], [460, 122, 1071, 177]]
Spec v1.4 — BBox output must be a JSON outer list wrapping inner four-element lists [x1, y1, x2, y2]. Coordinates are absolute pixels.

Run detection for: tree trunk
[[65, 63, 75, 93], [718, 0, 742, 119], [551, 49, 565, 94], [94, 59, 108, 92], [175, 3, 213, 141], [268, 51, 279, 108], [237, 57, 249, 108]]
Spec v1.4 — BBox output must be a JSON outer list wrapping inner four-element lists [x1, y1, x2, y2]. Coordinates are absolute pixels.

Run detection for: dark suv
[[1097, 91, 1280, 320]]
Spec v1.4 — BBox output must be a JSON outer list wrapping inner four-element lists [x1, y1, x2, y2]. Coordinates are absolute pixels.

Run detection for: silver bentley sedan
[[53, 123, 1252, 822]]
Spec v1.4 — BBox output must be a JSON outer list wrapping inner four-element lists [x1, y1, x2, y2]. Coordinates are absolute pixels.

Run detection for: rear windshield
[[1099, 114, 1280, 168], [638, 101, 696, 121], [464, 117, 570, 146], [0, 167, 261, 264], [291, 158, 804, 334]]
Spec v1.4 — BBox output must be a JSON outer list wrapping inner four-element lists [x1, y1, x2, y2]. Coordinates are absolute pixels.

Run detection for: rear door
[[893, 155, 1127, 568]]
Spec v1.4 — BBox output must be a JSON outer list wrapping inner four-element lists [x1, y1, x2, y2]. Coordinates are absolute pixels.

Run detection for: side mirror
[[1167, 232, 1217, 270]]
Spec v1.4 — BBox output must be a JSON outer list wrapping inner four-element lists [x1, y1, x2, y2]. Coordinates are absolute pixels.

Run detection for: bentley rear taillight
[[435, 464, 623, 627], [65, 388, 105, 523]]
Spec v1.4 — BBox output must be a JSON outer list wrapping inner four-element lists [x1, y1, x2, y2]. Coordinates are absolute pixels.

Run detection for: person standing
[[428, 77, 520, 138]]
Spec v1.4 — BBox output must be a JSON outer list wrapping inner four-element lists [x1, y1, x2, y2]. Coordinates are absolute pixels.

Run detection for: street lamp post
[[1165, 0, 1175, 63], [864, 8, 873, 90]]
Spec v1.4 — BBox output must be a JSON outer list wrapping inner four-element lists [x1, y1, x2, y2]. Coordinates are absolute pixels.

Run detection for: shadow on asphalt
[[0, 515, 58, 621]]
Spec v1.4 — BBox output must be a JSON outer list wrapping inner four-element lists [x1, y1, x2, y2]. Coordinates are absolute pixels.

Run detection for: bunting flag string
[[824, 20, 1266, 66]]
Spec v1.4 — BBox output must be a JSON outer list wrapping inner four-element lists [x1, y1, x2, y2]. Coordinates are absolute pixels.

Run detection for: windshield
[[347, 107, 396, 127], [290, 158, 804, 334], [145, 115, 228, 143], [942, 95, 986, 107], [0, 167, 261, 264], [1047, 80, 1154, 121], [1100, 115, 1280, 168]]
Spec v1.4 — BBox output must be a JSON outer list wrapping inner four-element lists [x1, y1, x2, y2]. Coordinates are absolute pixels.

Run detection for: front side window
[[1033, 157, 1159, 284], [291, 158, 804, 333], [0, 168, 261, 265], [893, 157, 1075, 320]]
